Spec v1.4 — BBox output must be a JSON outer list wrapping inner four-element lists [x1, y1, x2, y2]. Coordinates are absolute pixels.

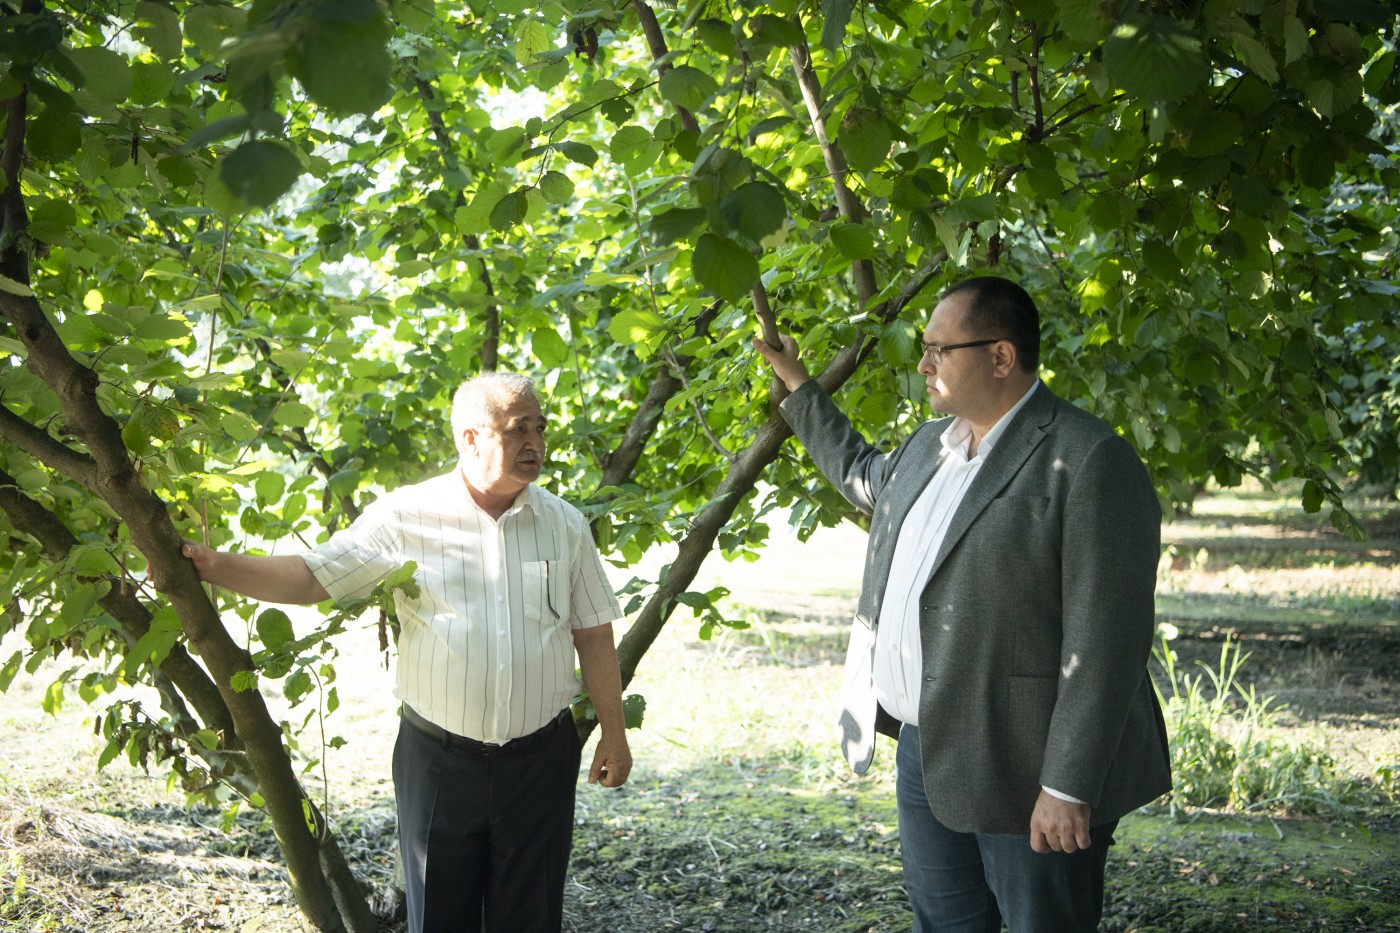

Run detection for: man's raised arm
[[181, 541, 330, 605]]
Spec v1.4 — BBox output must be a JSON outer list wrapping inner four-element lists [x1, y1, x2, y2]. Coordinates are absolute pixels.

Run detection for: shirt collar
[[452, 467, 535, 516], [941, 381, 1041, 459]]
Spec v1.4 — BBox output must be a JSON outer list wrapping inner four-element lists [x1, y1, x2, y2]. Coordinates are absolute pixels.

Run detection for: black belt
[[401, 704, 572, 757]]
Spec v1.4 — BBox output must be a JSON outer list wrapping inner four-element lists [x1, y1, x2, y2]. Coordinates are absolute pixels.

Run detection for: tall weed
[[1152, 631, 1370, 818]]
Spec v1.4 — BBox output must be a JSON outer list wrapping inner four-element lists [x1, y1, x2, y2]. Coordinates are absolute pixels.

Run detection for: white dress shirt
[[301, 470, 621, 744], [874, 383, 1038, 725]]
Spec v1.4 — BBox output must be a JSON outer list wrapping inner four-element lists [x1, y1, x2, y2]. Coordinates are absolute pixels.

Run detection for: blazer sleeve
[[1039, 432, 1163, 804], [778, 380, 907, 514]]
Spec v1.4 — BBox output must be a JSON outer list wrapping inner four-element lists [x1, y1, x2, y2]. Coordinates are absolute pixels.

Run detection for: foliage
[[1153, 632, 1377, 818], [1, 0, 1397, 928]]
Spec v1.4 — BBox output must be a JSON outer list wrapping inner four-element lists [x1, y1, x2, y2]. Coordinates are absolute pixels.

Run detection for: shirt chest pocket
[[519, 559, 563, 625]]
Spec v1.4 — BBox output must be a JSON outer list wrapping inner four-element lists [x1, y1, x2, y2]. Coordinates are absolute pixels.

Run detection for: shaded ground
[[2, 489, 1398, 931]]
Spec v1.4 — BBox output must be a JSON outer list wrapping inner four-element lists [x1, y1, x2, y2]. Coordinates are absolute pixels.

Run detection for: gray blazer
[[781, 380, 1171, 834]]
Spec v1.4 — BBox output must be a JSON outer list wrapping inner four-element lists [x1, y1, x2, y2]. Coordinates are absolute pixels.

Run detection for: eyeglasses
[[920, 338, 1004, 365]]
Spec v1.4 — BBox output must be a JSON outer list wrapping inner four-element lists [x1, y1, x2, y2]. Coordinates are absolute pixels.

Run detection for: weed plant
[[1152, 630, 1383, 818]]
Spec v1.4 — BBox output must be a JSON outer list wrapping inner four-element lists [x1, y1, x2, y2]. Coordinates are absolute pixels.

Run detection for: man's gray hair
[[450, 373, 540, 440]]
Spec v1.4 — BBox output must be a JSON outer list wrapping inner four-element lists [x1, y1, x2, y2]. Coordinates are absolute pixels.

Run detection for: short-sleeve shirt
[[301, 470, 621, 743]]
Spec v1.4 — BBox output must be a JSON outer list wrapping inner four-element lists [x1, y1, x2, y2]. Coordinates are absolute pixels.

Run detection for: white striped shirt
[[301, 470, 621, 743]]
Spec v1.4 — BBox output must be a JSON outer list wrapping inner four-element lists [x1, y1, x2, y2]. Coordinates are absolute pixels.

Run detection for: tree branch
[[1, 89, 29, 284], [788, 38, 879, 312], [632, 1, 700, 134], [0, 391, 100, 486]]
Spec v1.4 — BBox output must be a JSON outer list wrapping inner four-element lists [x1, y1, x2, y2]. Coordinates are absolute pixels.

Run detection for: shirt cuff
[[1042, 785, 1089, 805]]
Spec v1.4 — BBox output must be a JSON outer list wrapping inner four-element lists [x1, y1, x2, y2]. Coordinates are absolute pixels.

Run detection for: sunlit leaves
[[1103, 14, 1209, 103], [555, 141, 598, 166], [539, 171, 574, 205], [515, 19, 553, 64]]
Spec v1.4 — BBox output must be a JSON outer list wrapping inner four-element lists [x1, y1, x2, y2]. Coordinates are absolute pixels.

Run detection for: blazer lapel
[[861, 418, 951, 623], [929, 383, 1056, 578]]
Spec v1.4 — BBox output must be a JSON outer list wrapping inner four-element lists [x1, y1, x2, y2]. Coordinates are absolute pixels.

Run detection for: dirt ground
[[1, 495, 1397, 932]]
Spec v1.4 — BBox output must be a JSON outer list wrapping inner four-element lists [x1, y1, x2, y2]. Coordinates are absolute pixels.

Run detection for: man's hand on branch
[[753, 333, 811, 393]]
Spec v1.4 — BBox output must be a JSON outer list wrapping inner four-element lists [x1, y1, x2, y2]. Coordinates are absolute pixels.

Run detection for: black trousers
[[393, 708, 581, 933]]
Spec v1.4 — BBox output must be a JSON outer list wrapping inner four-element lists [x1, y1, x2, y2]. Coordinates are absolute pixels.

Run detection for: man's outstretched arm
[[181, 540, 330, 605]]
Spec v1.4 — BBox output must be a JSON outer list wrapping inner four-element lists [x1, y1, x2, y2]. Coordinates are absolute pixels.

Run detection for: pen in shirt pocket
[[544, 561, 559, 619]]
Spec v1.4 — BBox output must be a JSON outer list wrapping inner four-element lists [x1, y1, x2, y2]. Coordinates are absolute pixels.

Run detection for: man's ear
[[459, 427, 477, 453], [992, 339, 1018, 377]]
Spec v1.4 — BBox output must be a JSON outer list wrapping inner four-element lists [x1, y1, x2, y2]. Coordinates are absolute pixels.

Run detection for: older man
[[183, 372, 630, 933], [756, 276, 1170, 932]]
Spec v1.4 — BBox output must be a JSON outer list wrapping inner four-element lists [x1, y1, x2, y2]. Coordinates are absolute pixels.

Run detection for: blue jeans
[[895, 723, 1115, 933]]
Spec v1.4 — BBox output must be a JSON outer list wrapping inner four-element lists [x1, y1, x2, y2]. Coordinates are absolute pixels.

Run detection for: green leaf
[[68, 46, 132, 104], [256, 608, 295, 650], [255, 471, 286, 504], [515, 20, 552, 63], [185, 4, 245, 52], [131, 61, 174, 106], [622, 693, 646, 729], [830, 222, 876, 260], [659, 66, 719, 112], [747, 14, 805, 48], [0, 275, 34, 297], [274, 401, 316, 428], [1057, 0, 1112, 42], [27, 106, 81, 162], [720, 182, 787, 243], [220, 140, 303, 209], [555, 141, 598, 166], [489, 190, 529, 231], [608, 308, 665, 345], [539, 171, 574, 205], [135, 0, 183, 59], [821, 0, 855, 49], [29, 199, 77, 245], [610, 125, 653, 164], [1141, 238, 1182, 280], [486, 126, 529, 160], [838, 107, 891, 173], [1301, 479, 1323, 513], [692, 233, 759, 301], [295, 21, 393, 115], [133, 314, 191, 342], [649, 206, 707, 244], [1103, 14, 1209, 103], [696, 20, 740, 59], [532, 326, 569, 366], [878, 319, 919, 365], [943, 193, 997, 225]]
